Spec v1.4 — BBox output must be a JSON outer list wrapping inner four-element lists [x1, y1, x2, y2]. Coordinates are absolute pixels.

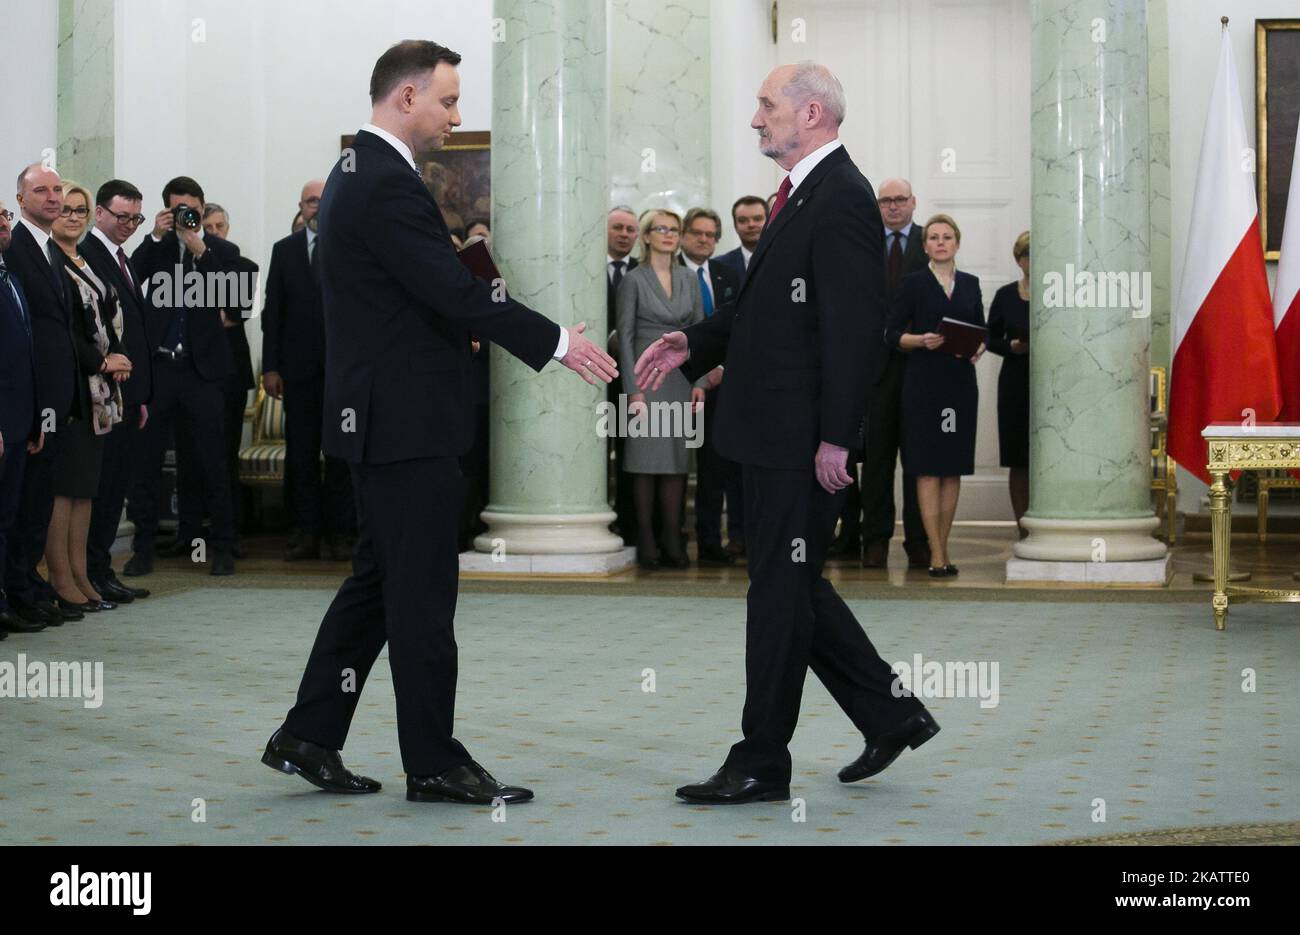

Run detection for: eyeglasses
[[301, 197, 320, 207], [879, 196, 911, 208], [0, 209, 12, 222], [650, 226, 680, 236], [59, 205, 90, 219], [103, 208, 146, 226]]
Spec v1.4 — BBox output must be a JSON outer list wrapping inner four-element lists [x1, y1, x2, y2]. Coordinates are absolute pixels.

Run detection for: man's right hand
[[634, 331, 689, 392], [559, 322, 619, 386], [263, 371, 284, 399], [151, 208, 174, 240]]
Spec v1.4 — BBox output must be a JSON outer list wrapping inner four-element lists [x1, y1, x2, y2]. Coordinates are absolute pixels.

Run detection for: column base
[[1012, 515, 1168, 562], [473, 509, 627, 555], [460, 545, 636, 575], [1006, 555, 1170, 585]]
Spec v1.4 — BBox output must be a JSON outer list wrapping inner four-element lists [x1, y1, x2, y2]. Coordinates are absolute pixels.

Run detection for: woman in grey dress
[[615, 209, 707, 569]]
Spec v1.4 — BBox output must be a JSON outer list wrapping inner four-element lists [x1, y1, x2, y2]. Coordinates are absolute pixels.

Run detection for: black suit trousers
[[284, 376, 355, 536], [87, 406, 143, 581], [725, 463, 924, 783], [860, 354, 926, 548], [3, 431, 58, 604], [694, 388, 743, 549], [0, 443, 30, 609], [132, 358, 233, 554], [282, 455, 471, 776]]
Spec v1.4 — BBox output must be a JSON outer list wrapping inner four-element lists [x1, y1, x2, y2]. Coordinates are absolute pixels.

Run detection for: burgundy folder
[[936, 316, 987, 359], [457, 236, 503, 289]]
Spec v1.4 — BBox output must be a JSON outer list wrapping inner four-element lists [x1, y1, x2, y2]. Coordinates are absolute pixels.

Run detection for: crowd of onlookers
[[603, 180, 1031, 577]]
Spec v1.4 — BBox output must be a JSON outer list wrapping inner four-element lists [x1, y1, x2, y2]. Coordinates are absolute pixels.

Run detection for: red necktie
[[117, 246, 136, 296], [765, 176, 793, 228]]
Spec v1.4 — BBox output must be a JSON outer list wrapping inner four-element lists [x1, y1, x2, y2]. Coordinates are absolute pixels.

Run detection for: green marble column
[[608, 0, 711, 213], [473, 0, 627, 569], [56, 0, 114, 186], [1011, 0, 1167, 577], [1148, 0, 1171, 371]]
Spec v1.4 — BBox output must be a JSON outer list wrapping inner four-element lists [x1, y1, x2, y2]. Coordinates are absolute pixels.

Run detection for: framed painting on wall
[[1256, 19, 1300, 261], [340, 130, 491, 236]]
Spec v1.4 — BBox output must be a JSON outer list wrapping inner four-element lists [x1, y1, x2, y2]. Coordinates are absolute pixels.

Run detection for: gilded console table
[[1202, 423, 1300, 629]]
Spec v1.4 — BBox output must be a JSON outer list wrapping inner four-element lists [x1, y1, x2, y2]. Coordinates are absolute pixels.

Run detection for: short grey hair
[[609, 205, 636, 217], [203, 202, 228, 222], [782, 61, 846, 127]]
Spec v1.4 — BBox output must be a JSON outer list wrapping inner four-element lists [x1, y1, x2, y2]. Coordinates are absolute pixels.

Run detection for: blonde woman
[[885, 214, 984, 577], [47, 181, 131, 612], [615, 209, 707, 569]]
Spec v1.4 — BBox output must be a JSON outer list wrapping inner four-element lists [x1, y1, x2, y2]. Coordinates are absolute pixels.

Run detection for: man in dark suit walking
[[637, 63, 938, 803], [126, 176, 241, 577], [0, 197, 48, 636], [831, 177, 930, 567], [261, 180, 356, 561], [677, 207, 741, 566], [263, 40, 616, 805], [81, 179, 153, 604]]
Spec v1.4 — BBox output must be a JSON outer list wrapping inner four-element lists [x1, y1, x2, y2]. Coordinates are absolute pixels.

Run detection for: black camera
[[172, 204, 202, 231]]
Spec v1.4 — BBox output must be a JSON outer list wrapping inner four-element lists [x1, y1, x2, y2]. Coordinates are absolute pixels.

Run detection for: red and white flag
[[1273, 117, 1300, 419], [1169, 25, 1281, 483]]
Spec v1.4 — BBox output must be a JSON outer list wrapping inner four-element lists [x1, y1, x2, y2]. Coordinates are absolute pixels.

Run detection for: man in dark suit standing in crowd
[[678, 207, 741, 566], [125, 175, 241, 577], [714, 195, 767, 289], [261, 179, 356, 561], [606, 205, 639, 545], [81, 179, 153, 604], [3, 165, 82, 627], [198, 203, 257, 559], [637, 63, 938, 804], [263, 40, 616, 805], [0, 197, 48, 636], [847, 177, 929, 568]]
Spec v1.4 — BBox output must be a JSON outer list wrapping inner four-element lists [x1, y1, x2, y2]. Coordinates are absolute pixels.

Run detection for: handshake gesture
[[632, 330, 689, 392], [559, 322, 619, 386]]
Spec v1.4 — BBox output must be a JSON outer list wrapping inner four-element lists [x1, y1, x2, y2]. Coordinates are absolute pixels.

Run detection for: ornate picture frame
[[1256, 19, 1300, 261]]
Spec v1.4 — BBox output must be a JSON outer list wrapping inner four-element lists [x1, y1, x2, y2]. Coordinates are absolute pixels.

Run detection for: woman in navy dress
[[986, 231, 1030, 536], [885, 214, 984, 577]]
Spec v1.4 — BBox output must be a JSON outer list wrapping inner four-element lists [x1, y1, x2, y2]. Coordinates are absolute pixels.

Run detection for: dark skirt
[[997, 355, 1029, 468], [900, 350, 978, 477], [50, 417, 105, 498]]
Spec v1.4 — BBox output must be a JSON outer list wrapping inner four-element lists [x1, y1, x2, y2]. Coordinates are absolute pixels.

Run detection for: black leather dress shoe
[[862, 540, 889, 568], [838, 709, 941, 783], [1, 609, 46, 633], [109, 576, 150, 599], [675, 767, 790, 804], [285, 534, 320, 561], [697, 544, 735, 566], [33, 600, 77, 623], [15, 601, 59, 625], [210, 552, 235, 576], [261, 728, 381, 794], [93, 579, 134, 603], [406, 762, 534, 804], [122, 553, 153, 577]]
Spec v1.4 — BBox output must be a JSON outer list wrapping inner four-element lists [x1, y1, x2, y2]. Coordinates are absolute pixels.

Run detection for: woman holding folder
[[885, 214, 985, 577]]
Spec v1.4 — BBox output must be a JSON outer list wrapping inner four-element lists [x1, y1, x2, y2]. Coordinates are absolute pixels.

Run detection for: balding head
[[878, 177, 916, 231], [752, 62, 846, 171], [300, 179, 325, 229], [16, 164, 64, 231]]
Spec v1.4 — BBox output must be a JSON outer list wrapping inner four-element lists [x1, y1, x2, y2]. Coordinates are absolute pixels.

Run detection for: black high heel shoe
[[927, 566, 955, 579], [56, 596, 99, 613], [944, 564, 959, 576], [660, 551, 690, 569], [637, 549, 660, 570]]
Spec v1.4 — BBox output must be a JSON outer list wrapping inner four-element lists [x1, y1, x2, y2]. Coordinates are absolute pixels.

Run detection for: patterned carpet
[[1, 584, 1296, 845]]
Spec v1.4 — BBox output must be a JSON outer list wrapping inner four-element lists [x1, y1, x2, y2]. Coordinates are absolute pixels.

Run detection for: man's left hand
[[815, 441, 853, 494]]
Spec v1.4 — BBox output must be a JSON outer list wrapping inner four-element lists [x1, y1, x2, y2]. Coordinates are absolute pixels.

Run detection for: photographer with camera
[[123, 176, 240, 577]]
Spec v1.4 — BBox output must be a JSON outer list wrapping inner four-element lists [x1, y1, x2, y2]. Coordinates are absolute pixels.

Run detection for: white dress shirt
[[679, 254, 714, 306], [361, 122, 568, 361], [740, 244, 753, 269], [90, 226, 138, 290], [786, 138, 844, 194]]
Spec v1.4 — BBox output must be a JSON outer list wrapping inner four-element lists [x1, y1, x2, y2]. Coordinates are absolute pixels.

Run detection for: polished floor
[[1, 524, 1296, 845]]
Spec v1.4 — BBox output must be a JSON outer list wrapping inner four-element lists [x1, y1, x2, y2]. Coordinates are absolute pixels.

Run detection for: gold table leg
[[1209, 469, 1229, 630]]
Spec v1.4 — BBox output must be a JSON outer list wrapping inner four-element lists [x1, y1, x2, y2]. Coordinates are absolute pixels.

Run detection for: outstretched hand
[[559, 322, 619, 386], [634, 331, 689, 392]]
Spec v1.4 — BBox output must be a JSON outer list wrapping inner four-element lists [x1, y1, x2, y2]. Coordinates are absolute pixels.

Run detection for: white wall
[[1167, 1, 1295, 510], [710, 0, 781, 253], [1, 0, 58, 203], [114, 0, 494, 369]]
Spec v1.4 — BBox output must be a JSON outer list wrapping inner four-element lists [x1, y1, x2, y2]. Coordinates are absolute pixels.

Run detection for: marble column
[[56, 0, 115, 187], [1147, 0, 1171, 371], [1009, 0, 1167, 582], [470, 0, 629, 572], [608, 0, 711, 214]]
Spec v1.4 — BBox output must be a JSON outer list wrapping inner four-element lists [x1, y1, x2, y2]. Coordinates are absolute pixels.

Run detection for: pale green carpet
[[1, 588, 1295, 845]]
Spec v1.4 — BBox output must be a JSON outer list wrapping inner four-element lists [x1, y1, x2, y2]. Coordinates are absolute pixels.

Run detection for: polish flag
[[1273, 118, 1300, 419], [1169, 25, 1281, 483]]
